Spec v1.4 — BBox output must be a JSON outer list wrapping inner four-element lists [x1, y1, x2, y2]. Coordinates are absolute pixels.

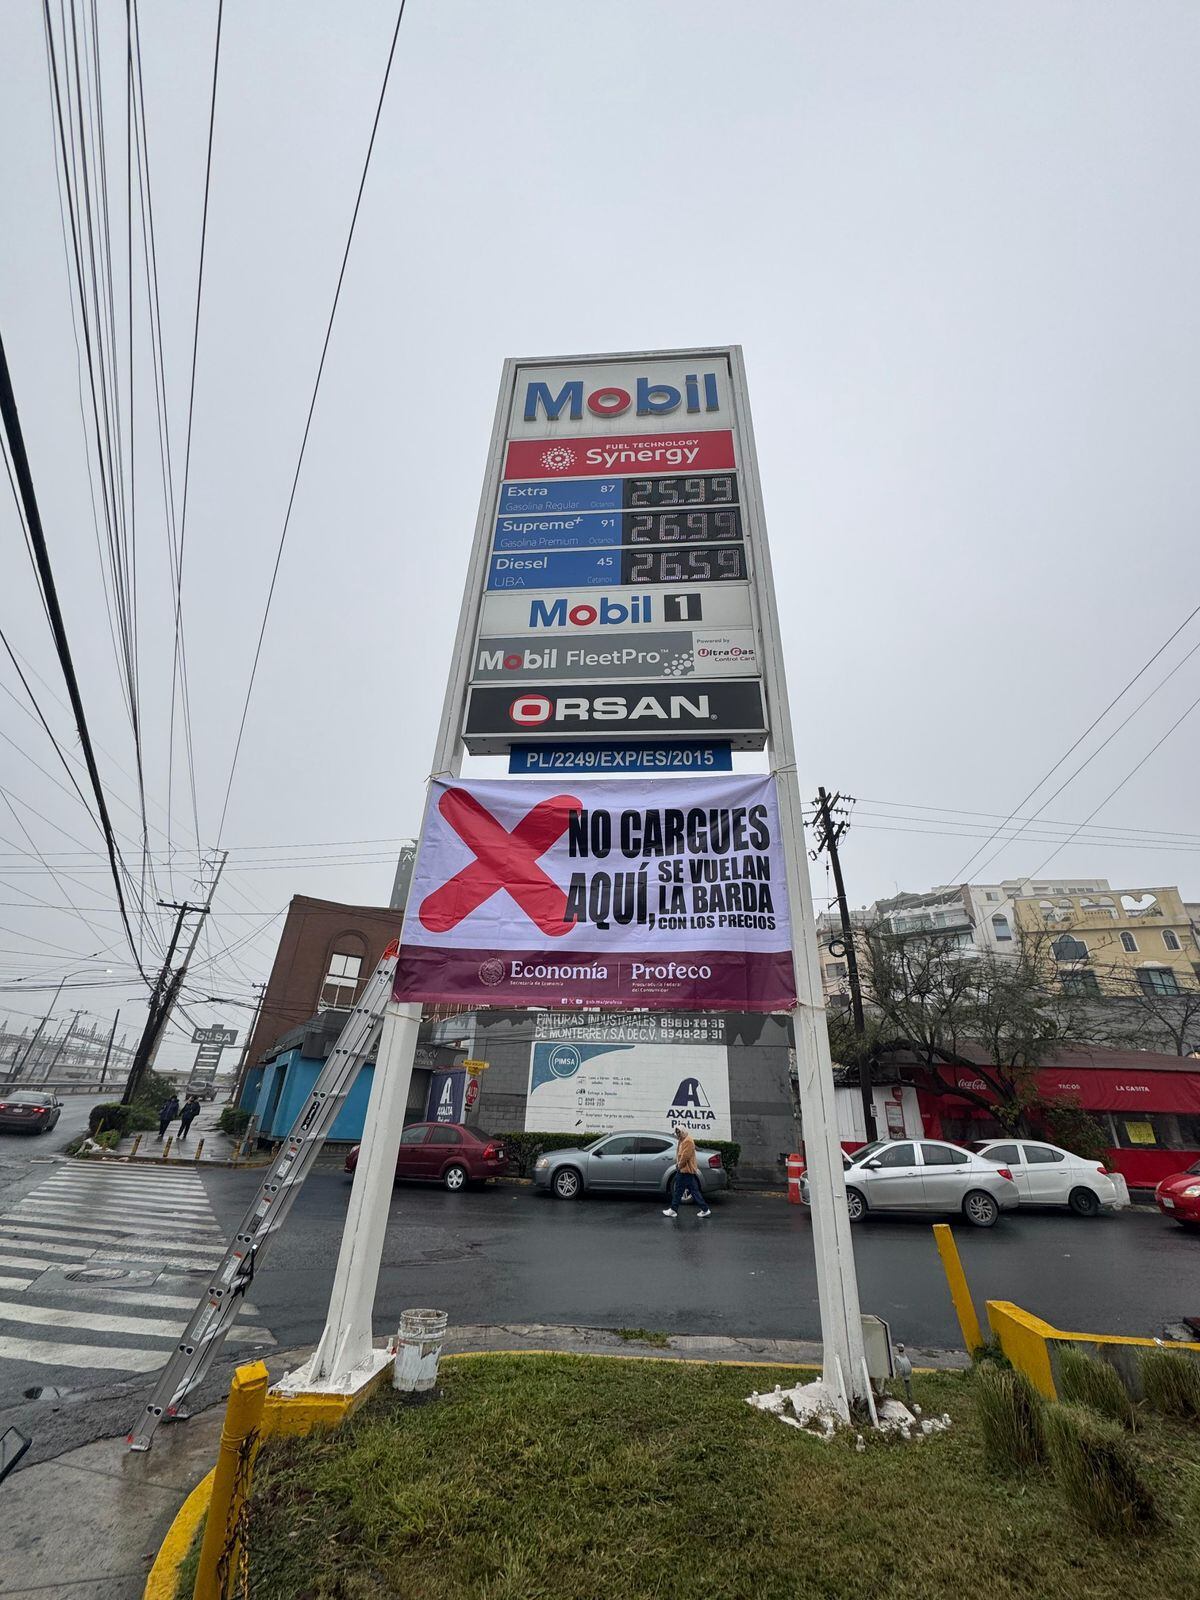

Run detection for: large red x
[[418, 788, 581, 937]]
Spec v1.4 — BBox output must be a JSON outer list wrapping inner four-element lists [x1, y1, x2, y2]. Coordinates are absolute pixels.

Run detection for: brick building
[[242, 895, 402, 1072]]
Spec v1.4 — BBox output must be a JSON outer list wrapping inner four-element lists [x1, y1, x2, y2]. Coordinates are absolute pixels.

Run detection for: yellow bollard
[[161, 1135, 173, 1163], [194, 1137, 205, 1164], [128, 1134, 142, 1161], [932, 1222, 984, 1353], [193, 1361, 269, 1600]]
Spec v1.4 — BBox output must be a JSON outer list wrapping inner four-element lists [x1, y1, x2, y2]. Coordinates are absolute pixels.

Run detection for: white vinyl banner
[[393, 773, 796, 1012], [526, 1039, 732, 1139]]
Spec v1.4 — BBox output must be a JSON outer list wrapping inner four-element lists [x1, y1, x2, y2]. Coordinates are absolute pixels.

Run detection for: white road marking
[[0, 1276, 35, 1291], [10, 1199, 223, 1231], [9, 1206, 223, 1238]]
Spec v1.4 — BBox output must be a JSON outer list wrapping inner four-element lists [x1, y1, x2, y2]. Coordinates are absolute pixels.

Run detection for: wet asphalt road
[[214, 1168, 1199, 1353]]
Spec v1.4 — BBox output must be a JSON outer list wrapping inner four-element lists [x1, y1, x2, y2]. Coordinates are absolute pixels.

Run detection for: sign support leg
[[279, 1000, 422, 1392]]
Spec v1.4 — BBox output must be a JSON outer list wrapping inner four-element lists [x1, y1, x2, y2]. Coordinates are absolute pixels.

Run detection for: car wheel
[[845, 1187, 867, 1223], [552, 1167, 582, 1200], [963, 1190, 999, 1228], [443, 1164, 468, 1192], [1068, 1186, 1101, 1218]]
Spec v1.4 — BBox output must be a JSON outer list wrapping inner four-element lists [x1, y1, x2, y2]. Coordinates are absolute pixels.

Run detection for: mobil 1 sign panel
[[462, 350, 767, 755], [392, 774, 796, 1012]]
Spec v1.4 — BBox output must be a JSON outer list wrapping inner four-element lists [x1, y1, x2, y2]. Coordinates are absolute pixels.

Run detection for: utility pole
[[15, 976, 67, 1080], [229, 982, 266, 1105], [98, 1010, 120, 1090], [43, 1009, 83, 1083], [120, 903, 194, 1106], [144, 852, 228, 1080], [119, 854, 227, 1105], [812, 789, 876, 1141]]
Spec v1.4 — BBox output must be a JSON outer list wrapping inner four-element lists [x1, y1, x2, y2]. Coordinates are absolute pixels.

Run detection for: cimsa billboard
[[459, 350, 771, 756]]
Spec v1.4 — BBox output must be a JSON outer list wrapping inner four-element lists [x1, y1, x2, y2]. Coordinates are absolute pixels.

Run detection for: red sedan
[[1155, 1160, 1200, 1228], [344, 1121, 507, 1192]]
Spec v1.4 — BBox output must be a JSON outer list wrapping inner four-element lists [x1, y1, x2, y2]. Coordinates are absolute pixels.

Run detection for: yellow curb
[[442, 1349, 947, 1373], [143, 1465, 214, 1600]]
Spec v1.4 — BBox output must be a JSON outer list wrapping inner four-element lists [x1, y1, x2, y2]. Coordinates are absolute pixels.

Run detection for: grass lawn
[[241, 1355, 1200, 1600]]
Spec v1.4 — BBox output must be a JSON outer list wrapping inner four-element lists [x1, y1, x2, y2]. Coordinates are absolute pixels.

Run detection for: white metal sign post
[[294, 347, 866, 1409]]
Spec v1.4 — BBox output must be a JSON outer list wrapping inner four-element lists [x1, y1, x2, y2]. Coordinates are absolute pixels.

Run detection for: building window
[[1120, 932, 1138, 953], [1061, 971, 1100, 997], [319, 952, 363, 1010], [985, 891, 999, 902], [1052, 934, 1088, 962], [824, 962, 847, 982], [1137, 968, 1181, 997], [1163, 929, 1182, 952], [991, 914, 1012, 942]]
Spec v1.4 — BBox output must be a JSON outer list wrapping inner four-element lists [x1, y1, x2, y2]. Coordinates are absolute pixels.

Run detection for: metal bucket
[[393, 1308, 448, 1392]]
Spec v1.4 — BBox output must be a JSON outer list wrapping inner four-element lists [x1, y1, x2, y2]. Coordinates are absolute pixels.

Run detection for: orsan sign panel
[[460, 350, 766, 754]]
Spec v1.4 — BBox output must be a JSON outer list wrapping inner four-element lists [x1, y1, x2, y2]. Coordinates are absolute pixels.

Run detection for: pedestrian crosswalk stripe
[[1, 1222, 223, 1254], [0, 1164, 275, 1382], [0, 1236, 224, 1269], [0, 1298, 272, 1341], [11, 1198, 223, 1230]]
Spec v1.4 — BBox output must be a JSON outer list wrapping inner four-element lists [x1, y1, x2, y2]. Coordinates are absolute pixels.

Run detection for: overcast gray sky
[[2, 1, 1199, 1070]]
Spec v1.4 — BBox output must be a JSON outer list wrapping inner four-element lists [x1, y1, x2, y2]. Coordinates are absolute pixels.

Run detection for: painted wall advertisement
[[526, 1039, 732, 1140], [393, 773, 796, 1012]]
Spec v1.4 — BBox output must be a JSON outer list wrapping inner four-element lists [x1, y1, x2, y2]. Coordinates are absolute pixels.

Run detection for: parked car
[[533, 1130, 729, 1201], [0, 1091, 62, 1135], [804, 1137, 1017, 1226], [343, 1121, 507, 1191], [1154, 1159, 1200, 1229], [975, 1138, 1127, 1216]]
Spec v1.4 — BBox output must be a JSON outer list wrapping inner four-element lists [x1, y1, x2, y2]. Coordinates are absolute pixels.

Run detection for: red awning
[[1034, 1065, 1200, 1115]]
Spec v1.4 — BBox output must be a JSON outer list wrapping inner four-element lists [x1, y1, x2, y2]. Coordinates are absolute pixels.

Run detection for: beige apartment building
[[1012, 885, 1200, 998]]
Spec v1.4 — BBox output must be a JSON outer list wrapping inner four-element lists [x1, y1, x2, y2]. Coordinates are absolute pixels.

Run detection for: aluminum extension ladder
[[127, 945, 398, 1451]]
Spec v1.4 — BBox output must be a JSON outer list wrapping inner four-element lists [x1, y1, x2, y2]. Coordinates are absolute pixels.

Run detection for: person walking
[[178, 1095, 202, 1141], [662, 1125, 712, 1219], [157, 1093, 179, 1140]]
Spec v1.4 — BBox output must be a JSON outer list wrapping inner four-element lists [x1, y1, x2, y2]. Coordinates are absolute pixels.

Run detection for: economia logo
[[540, 445, 576, 473]]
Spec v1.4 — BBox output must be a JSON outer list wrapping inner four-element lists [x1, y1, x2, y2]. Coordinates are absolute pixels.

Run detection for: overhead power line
[[215, 0, 410, 845], [0, 327, 148, 983], [948, 599, 1200, 882]]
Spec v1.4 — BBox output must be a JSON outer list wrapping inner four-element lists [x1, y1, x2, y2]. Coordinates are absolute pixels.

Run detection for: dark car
[[1154, 1159, 1200, 1229], [0, 1091, 62, 1134], [344, 1121, 507, 1191]]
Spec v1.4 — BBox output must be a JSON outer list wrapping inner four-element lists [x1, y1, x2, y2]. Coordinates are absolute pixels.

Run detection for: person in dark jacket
[[158, 1094, 179, 1140], [178, 1096, 202, 1140]]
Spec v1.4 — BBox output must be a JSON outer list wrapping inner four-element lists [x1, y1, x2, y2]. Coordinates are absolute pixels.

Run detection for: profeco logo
[[508, 692, 712, 726], [524, 373, 721, 423]]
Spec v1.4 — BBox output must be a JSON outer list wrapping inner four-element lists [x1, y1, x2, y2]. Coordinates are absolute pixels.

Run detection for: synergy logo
[[525, 373, 721, 424], [668, 1076, 717, 1126]]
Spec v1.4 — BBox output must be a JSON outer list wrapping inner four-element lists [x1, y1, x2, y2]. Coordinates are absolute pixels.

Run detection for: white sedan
[[976, 1139, 1129, 1216]]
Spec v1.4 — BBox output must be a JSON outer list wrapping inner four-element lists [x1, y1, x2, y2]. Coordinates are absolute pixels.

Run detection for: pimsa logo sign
[[393, 774, 796, 1012]]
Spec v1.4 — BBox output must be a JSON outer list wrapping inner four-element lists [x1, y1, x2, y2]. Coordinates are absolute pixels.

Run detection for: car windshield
[[847, 1140, 888, 1164], [3, 1093, 48, 1106], [1188, 1160, 1200, 1177]]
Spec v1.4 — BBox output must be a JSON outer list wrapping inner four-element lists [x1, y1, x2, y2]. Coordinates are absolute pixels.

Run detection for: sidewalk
[[0, 1326, 966, 1598], [103, 1119, 257, 1167]]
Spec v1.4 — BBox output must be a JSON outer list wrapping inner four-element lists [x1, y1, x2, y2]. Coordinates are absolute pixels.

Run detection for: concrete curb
[[143, 1467, 214, 1600]]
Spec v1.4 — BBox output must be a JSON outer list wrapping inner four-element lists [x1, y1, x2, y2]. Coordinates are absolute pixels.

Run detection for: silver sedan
[[805, 1138, 1019, 1227], [533, 1131, 730, 1201]]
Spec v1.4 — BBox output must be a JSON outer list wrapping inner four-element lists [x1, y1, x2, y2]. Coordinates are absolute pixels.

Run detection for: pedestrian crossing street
[[0, 1162, 273, 1379]]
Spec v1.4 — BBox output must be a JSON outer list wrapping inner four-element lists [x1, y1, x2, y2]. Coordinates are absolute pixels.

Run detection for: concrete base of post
[[274, 1346, 392, 1400]]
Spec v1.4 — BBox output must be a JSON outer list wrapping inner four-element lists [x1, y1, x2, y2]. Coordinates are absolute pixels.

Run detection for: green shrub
[[1140, 1349, 1200, 1422], [131, 1069, 180, 1114], [976, 1362, 1047, 1473], [496, 1130, 741, 1180], [1044, 1403, 1159, 1536], [1058, 1347, 1136, 1428], [88, 1102, 131, 1136], [218, 1106, 252, 1137], [126, 1103, 159, 1132], [94, 1129, 120, 1150]]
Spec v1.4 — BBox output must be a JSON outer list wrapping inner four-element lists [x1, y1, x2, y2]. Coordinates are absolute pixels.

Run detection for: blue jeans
[[671, 1173, 709, 1211]]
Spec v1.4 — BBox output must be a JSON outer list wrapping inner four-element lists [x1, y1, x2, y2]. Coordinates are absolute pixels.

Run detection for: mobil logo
[[524, 371, 721, 423], [528, 592, 703, 629]]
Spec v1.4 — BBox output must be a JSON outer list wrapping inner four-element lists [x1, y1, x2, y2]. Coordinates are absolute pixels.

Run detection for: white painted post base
[[278, 999, 421, 1395]]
